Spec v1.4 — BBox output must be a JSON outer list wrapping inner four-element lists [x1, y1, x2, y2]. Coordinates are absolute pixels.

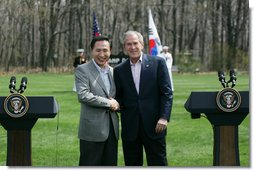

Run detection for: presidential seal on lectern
[[216, 87, 241, 113], [4, 93, 29, 118]]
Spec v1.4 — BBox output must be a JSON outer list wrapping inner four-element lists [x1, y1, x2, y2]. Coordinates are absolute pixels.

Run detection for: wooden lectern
[[184, 91, 249, 166], [0, 96, 58, 166]]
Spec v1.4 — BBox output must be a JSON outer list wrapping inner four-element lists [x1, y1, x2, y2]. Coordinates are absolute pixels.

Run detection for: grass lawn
[[0, 71, 250, 166]]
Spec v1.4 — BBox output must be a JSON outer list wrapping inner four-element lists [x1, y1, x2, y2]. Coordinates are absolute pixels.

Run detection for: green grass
[[0, 72, 250, 166]]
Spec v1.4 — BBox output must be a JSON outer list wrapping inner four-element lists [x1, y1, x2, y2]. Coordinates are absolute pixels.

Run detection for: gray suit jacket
[[75, 60, 119, 142]]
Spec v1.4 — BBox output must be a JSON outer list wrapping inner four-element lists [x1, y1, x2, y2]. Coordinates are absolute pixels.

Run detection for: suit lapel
[[139, 54, 152, 96], [123, 59, 139, 95], [108, 67, 115, 97], [88, 61, 109, 97]]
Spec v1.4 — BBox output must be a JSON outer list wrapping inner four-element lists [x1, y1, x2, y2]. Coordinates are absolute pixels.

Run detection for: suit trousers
[[79, 117, 117, 166], [122, 120, 168, 166]]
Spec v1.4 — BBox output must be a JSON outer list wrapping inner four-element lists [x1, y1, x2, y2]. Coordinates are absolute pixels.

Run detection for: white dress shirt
[[130, 56, 142, 94]]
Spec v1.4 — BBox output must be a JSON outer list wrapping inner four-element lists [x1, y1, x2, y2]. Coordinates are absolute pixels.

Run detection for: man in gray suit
[[75, 36, 120, 166]]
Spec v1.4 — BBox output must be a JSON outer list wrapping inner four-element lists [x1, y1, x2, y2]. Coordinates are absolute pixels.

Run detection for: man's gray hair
[[123, 31, 144, 45]]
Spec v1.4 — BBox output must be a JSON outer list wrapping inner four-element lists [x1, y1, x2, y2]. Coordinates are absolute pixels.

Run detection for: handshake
[[109, 98, 120, 111]]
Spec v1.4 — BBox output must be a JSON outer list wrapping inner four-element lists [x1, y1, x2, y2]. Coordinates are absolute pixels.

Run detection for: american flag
[[93, 12, 101, 37]]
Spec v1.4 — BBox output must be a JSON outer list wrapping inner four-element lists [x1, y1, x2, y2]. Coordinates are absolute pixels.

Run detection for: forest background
[[0, 0, 249, 73]]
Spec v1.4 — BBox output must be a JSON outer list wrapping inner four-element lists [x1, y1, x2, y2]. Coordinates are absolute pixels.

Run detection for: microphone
[[9, 76, 16, 93], [228, 69, 237, 88], [18, 77, 28, 93], [217, 71, 226, 88]]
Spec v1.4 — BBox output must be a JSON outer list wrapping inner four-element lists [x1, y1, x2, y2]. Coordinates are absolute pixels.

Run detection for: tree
[[0, 0, 249, 72]]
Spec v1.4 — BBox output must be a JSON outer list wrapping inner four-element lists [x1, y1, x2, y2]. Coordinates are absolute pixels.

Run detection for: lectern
[[184, 91, 249, 166], [0, 96, 58, 166]]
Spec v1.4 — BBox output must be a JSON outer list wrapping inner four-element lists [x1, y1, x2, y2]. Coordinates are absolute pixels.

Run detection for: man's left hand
[[155, 118, 168, 133]]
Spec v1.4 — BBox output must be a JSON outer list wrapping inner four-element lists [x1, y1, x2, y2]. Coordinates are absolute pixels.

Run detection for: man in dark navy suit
[[114, 30, 173, 166]]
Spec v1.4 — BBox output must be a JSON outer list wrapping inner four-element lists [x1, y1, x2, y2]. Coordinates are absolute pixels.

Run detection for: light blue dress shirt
[[92, 59, 111, 94]]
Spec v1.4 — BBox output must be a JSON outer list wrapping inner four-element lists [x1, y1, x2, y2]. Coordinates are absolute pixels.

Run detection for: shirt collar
[[92, 59, 110, 73], [130, 52, 143, 66]]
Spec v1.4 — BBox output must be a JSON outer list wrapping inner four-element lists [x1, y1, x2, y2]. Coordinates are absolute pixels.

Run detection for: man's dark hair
[[90, 36, 110, 50]]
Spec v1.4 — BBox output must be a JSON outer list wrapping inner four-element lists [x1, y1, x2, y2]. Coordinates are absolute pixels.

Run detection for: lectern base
[[213, 126, 240, 166], [7, 130, 32, 166]]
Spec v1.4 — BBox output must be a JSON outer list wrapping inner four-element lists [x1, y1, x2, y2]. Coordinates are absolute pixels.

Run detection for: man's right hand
[[109, 98, 120, 111]]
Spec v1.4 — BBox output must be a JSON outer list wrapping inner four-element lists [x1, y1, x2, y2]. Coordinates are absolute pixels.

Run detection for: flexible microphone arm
[[9, 76, 16, 93], [18, 77, 28, 94], [228, 69, 237, 88], [217, 71, 226, 88]]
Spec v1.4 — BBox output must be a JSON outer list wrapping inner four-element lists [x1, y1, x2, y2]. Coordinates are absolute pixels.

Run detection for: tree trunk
[[178, 0, 185, 52]]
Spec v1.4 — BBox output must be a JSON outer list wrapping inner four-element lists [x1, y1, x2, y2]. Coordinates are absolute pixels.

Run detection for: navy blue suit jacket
[[114, 54, 173, 141]]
